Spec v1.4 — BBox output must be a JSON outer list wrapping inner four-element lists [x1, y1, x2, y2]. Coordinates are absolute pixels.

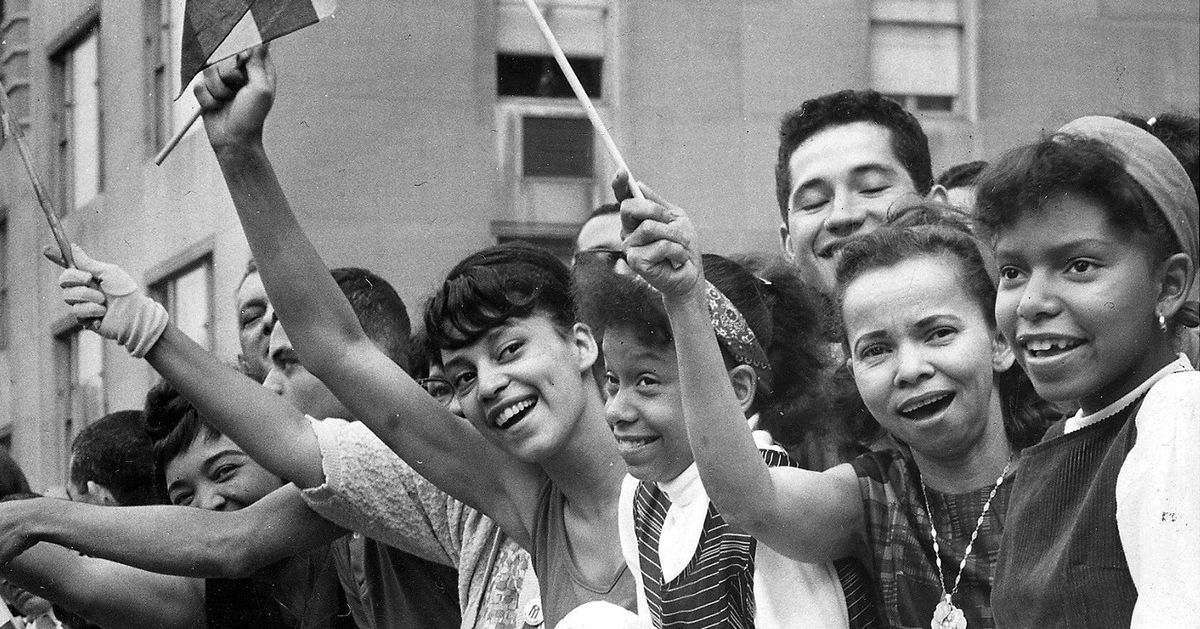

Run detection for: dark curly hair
[[425, 243, 575, 350], [975, 133, 1179, 261], [69, 410, 161, 506], [775, 89, 933, 220], [835, 204, 1057, 449], [574, 253, 832, 451], [144, 378, 224, 498]]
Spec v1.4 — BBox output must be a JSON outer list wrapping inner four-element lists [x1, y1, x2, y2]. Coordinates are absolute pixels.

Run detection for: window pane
[[497, 0, 605, 56], [872, 0, 959, 23], [871, 23, 960, 96], [915, 94, 955, 112], [497, 54, 602, 98], [522, 116, 593, 178], [71, 30, 100, 209], [172, 263, 212, 349]]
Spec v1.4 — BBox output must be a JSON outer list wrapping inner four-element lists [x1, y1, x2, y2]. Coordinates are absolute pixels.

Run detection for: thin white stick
[[154, 108, 202, 165], [520, 0, 643, 199]]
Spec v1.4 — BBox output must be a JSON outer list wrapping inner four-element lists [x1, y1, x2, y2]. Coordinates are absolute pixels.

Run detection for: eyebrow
[[443, 325, 511, 371], [994, 237, 1113, 260]]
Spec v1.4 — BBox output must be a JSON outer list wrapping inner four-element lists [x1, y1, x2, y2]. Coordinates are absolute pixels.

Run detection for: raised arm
[[619, 181, 863, 563], [193, 46, 538, 539], [0, 487, 344, 579], [1, 543, 204, 629], [53, 247, 324, 488]]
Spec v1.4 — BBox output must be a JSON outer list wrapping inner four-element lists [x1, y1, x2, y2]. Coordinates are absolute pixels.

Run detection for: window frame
[[48, 10, 103, 215]]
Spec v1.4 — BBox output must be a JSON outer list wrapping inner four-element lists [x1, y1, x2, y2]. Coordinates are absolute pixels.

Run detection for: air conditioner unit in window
[[497, 102, 601, 225]]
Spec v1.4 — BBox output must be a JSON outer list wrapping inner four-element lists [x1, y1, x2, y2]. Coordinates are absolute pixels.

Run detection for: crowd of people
[[0, 44, 1196, 629]]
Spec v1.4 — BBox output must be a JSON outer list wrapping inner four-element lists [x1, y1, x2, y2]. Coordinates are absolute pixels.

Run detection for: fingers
[[626, 239, 692, 275], [62, 285, 105, 307], [59, 267, 95, 289], [195, 52, 252, 109], [243, 44, 275, 89]]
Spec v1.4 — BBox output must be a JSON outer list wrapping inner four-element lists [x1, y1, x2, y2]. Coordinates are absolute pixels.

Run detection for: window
[[54, 327, 105, 471], [51, 23, 102, 212], [149, 255, 214, 350], [146, 0, 190, 150], [494, 0, 610, 242], [870, 0, 964, 114]]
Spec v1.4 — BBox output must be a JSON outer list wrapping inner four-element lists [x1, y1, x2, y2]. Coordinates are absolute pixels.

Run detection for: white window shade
[[497, 1, 605, 56], [871, 23, 960, 96], [872, 0, 959, 24], [70, 31, 100, 209]]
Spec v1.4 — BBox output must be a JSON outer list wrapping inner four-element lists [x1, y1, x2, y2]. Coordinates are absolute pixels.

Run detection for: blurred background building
[[1, 0, 1196, 489]]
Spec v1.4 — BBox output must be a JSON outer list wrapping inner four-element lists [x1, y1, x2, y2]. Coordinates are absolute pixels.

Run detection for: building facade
[[1, 0, 1196, 489]]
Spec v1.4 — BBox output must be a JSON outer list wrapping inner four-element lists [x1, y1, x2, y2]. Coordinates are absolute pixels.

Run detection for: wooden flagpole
[[520, 0, 643, 200], [0, 77, 76, 268]]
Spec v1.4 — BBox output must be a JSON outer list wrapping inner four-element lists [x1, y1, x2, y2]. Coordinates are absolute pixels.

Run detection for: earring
[[1157, 310, 1168, 332]]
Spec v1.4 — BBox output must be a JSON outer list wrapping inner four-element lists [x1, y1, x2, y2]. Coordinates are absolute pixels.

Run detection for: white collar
[[1065, 355, 1193, 434]]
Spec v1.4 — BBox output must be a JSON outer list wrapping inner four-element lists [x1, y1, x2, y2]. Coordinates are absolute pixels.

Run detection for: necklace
[[919, 460, 1012, 629]]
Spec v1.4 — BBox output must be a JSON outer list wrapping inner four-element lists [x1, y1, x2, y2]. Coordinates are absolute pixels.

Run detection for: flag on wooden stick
[[177, 0, 336, 97], [157, 0, 336, 164]]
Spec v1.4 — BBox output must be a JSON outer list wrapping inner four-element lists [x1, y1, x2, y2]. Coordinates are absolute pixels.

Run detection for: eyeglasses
[[417, 376, 455, 407], [571, 247, 625, 268]]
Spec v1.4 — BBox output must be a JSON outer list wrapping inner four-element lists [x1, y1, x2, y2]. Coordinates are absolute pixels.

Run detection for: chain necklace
[[919, 460, 1012, 629]]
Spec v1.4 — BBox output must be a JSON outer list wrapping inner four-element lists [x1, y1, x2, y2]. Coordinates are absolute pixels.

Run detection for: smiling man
[[775, 90, 944, 296]]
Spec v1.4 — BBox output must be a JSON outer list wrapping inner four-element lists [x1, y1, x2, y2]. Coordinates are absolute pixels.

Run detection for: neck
[[539, 385, 625, 515], [913, 393, 1013, 493], [1079, 344, 1179, 415]]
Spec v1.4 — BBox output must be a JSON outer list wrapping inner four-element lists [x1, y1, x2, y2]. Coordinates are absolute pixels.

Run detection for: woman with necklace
[[618, 196, 1054, 629]]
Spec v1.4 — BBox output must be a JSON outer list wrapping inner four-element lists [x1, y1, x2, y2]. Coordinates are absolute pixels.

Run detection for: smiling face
[[236, 271, 274, 383], [263, 325, 351, 420], [441, 314, 597, 463], [163, 432, 282, 511], [600, 327, 694, 482], [993, 194, 1170, 413], [781, 121, 920, 295], [842, 254, 1008, 461]]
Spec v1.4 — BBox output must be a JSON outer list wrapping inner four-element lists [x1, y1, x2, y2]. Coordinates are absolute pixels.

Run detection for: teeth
[[1026, 338, 1080, 353], [900, 393, 950, 414], [495, 399, 534, 427]]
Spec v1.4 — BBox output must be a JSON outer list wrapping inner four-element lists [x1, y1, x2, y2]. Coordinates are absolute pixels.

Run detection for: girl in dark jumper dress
[[978, 116, 1199, 627]]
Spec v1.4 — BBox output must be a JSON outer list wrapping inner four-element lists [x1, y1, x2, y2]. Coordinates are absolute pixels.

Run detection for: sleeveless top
[[529, 479, 637, 626], [992, 401, 1142, 627], [851, 449, 1014, 629]]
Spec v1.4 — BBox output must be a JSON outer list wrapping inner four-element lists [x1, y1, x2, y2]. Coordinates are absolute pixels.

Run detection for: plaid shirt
[[851, 449, 1015, 629]]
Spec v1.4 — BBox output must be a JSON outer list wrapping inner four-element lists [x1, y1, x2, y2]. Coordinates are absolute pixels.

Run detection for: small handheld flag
[[155, 0, 337, 165], [0, 78, 77, 268]]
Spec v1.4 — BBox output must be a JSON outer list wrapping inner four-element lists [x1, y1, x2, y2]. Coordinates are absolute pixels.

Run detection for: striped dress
[[619, 446, 861, 629]]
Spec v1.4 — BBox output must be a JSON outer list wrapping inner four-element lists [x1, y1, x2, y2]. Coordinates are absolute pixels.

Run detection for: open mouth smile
[[613, 434, 661, 457], [897, 392, 955, 421], [1021, 336, 1085, 359], [491, 398, 537, 430]]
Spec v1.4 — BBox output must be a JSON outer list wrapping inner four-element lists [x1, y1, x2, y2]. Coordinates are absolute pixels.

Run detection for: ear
[[571, 322, 600, 373], [727, 364, 759, 415], [991, 330, 1016, 373], [926, 184, 949, 205], [1155, 252, 1194, 320], [86, 481, 119, 506], [780, 223, 796, 263]]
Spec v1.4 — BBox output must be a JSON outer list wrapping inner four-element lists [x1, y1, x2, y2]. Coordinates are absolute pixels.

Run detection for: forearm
[[2, 544, 204, 629], [146, 325, 325, 488], [16, 492, 342, 578], [664, 292, 778, 523], [214, 144, 367, 374]]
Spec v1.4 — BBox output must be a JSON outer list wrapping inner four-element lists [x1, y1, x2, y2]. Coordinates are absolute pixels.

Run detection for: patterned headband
[[705, 281, 773, 379]]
